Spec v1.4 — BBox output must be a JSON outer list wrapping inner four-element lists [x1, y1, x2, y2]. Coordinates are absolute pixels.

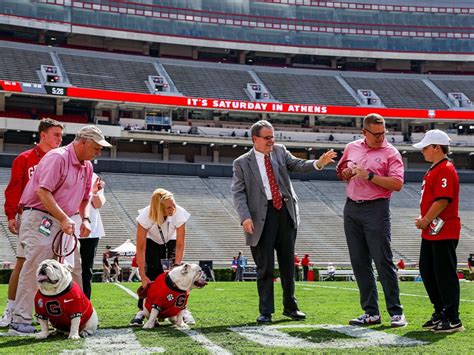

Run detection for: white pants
[[128, 267, 141, 282]]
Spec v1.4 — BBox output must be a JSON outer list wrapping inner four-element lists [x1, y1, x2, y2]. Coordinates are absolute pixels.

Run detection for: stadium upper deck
[[0, 0, 473, 62]]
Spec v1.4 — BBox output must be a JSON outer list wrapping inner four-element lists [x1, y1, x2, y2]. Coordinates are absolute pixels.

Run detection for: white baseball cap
[[412, 129, 451, 149]]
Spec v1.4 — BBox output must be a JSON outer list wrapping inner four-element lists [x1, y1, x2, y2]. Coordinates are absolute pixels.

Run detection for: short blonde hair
[[149, 188, 174, 225]]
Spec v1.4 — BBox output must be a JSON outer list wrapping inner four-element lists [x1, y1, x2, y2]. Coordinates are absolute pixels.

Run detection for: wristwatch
[[82, 217, 92, 223], [367, 172, 375, 181]]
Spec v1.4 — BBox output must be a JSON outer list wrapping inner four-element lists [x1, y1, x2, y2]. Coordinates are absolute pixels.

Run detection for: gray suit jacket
[[231, 144, 316, 247]]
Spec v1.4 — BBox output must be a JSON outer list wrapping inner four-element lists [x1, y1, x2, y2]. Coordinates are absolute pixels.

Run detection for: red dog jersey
[[420, 159, 460, 241], [35, 282, 93, 332], [144, 272, 189, 319]]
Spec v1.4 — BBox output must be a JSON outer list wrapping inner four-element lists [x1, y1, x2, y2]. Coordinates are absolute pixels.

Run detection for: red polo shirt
[[4, 146, 46, 220], [420, 159, 460, 241]]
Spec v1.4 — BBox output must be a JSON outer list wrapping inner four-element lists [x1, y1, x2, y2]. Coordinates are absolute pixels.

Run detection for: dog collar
[[39, 281, 74, 297], [165, 273, 186, 293]]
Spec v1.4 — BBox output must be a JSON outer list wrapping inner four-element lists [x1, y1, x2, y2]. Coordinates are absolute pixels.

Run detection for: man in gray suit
[[232, 120, 337, 323]]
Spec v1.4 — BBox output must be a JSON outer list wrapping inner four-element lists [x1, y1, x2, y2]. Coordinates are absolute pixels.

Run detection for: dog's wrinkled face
[[36, 259, 73, 296], [168, 263, 208, 292]]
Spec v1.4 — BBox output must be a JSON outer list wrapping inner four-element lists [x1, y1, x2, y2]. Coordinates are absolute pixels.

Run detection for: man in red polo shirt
[[1, 118, 64, 328], [413, 129, 464, 333], [301, 254, 311, 281]]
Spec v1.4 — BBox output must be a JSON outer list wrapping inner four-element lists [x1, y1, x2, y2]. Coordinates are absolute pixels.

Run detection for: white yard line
[[62, 328, 165, 354], [230, 324, 427, 349], [114, 283, 231, 355], [179, 328, 232, 355], [115, 282, 140, 300], [302, 283, 474, 303]]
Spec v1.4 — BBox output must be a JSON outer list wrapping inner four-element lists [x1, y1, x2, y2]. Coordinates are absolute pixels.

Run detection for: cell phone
[[428, 217, 445, 236], [96, 175, 103, 190]]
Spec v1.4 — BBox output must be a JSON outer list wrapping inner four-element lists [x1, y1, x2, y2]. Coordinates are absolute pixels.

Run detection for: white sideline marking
[[114, 283, 231, 355], [302, 283, 474, 303], [229, 324, 427, 349], [179, 329, 232, 355], [62, 328, 164, 354], [115, 282, 139, 300]]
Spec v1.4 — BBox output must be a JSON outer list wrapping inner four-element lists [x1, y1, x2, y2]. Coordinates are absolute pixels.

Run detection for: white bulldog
[[34, 259, 98, 340], [142, 263, 207, 329]]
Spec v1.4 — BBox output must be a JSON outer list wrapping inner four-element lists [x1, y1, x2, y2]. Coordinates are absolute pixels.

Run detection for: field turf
[[0, 280, 472, 354]]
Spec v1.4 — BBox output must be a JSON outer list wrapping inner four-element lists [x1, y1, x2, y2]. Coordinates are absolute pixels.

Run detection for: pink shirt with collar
[[338, 138, 404, 201], [20, 143, 93, 217]]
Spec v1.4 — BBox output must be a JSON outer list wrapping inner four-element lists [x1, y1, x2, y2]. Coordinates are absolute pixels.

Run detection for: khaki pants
[[12, 210, 82, 324]]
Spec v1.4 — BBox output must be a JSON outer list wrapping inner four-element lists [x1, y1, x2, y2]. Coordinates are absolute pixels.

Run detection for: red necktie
[[264, 154, 283, 210]]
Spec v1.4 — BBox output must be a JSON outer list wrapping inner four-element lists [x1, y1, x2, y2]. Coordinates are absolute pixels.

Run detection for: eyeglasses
[[257, 135, 275, 141], [364, 128, 388, 138]]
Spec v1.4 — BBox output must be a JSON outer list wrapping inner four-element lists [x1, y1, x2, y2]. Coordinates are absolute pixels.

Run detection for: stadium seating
[[343, 76, 448, 109], [1, 168, 473, 269], [256, 71, 358, 106], [163, 64, 254, 100], [0, 169, 20, 264], [58, 53, 155, 93], [1, 41, 472, 113], [431, 78, 474, 103], [0, 47, 54, 84]]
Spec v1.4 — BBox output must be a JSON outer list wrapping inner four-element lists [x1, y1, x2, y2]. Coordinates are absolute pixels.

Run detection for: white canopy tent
[[111, 239, 136, 257]]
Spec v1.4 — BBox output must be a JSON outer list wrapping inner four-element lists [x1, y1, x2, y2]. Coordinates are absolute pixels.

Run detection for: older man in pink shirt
[[8, 126, 111, 336], [337, 113, 406, 328]]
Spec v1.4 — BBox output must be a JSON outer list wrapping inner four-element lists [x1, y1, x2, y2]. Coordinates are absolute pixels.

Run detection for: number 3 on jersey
[[441, 178, 447, 188]]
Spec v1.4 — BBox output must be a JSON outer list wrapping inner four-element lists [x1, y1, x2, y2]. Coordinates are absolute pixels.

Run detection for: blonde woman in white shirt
[[130, 188, 193, 326]]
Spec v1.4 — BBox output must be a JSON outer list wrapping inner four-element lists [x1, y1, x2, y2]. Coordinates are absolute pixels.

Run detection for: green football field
[[0, 280, 472, 354]]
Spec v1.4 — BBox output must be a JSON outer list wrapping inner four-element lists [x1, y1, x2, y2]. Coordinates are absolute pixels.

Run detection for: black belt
[[21, 206, 79, 216], [347, 197, 387, 204], [21, 206, 50, 214]]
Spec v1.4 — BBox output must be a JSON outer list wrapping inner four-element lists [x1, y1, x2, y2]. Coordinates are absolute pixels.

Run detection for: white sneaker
[[391, 314, 407, 328], [182, 309, 195, 325], [0, 307, 13, 328], [8, 322, 37, 336], [349, 313, 381, 326]]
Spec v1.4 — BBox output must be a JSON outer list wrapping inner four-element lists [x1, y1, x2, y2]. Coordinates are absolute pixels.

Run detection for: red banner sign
[[2, 80, 474, 120]]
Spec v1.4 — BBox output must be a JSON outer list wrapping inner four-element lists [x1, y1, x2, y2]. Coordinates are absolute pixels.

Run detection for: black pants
[[138, 238, 176, 309], [250, 203, 297, 315], [295, 266, 300, 281], [344, 198, 403, 316], [302, 266, 309, 281], [419, 238, 460, 322], [79, 238, 99, 300]]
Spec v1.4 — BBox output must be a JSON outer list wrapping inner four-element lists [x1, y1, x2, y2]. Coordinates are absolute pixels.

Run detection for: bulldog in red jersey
[[142, 263, 207, 329], [34, 259, 98, 339]]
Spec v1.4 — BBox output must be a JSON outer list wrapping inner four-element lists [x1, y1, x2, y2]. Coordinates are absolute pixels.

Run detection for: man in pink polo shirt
[[8, 125, 112, 336], [337, 113, 406, 328]]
